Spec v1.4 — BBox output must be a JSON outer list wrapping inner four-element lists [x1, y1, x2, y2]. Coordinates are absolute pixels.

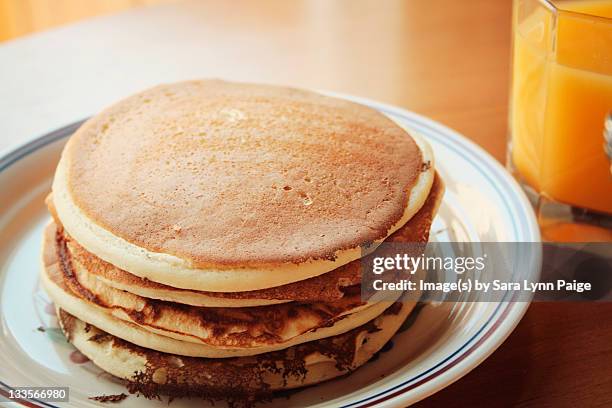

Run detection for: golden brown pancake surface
[[62, 80, 424, 268]]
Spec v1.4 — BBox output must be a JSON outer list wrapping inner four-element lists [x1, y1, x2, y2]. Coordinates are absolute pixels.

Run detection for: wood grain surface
[[0, 1, 610, 406], [0, 0, 164, 41]]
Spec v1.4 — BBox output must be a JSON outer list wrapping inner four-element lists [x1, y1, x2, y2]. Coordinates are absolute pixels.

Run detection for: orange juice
[[510, 0, 612, 215]]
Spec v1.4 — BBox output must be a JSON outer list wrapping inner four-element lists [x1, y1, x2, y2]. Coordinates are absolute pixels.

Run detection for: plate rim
[[329, 94, 540, 407], [0, 94, 541, 408]]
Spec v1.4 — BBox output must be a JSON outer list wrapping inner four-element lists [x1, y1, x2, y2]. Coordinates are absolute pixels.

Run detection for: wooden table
[[1, 1, 610, 406]]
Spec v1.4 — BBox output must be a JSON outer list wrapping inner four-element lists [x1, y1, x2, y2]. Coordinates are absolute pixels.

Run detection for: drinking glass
[[508, 0, 612, 241]]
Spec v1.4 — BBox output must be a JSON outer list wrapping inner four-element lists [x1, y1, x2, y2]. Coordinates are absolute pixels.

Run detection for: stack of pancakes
[[40, 80, 443, 402]]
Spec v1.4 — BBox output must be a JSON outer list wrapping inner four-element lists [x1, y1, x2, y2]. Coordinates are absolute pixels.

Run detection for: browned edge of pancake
[[48, 223, 380, 347], [57, 301, 405, 405], [47, 173, 442, 303]]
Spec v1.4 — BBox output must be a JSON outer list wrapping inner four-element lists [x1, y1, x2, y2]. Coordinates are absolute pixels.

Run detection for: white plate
[[0, 96, 540, 407]]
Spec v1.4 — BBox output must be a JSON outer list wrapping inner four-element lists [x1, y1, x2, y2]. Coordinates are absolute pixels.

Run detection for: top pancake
[[52, 80, 435, 291], [49, 173, 443, 306]]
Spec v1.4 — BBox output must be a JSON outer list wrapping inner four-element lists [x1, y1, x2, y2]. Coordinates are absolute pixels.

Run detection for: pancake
[[51, 80, 436, 292], [42, 264, 411, 358], [42, 223, 409, 357], [51, 173, 443, 307], [56, 298, 414, 401], [49, 221, 395, 347]]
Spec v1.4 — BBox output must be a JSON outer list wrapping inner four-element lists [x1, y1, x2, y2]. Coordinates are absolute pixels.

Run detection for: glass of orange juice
[[509, 0, 612, 242]]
